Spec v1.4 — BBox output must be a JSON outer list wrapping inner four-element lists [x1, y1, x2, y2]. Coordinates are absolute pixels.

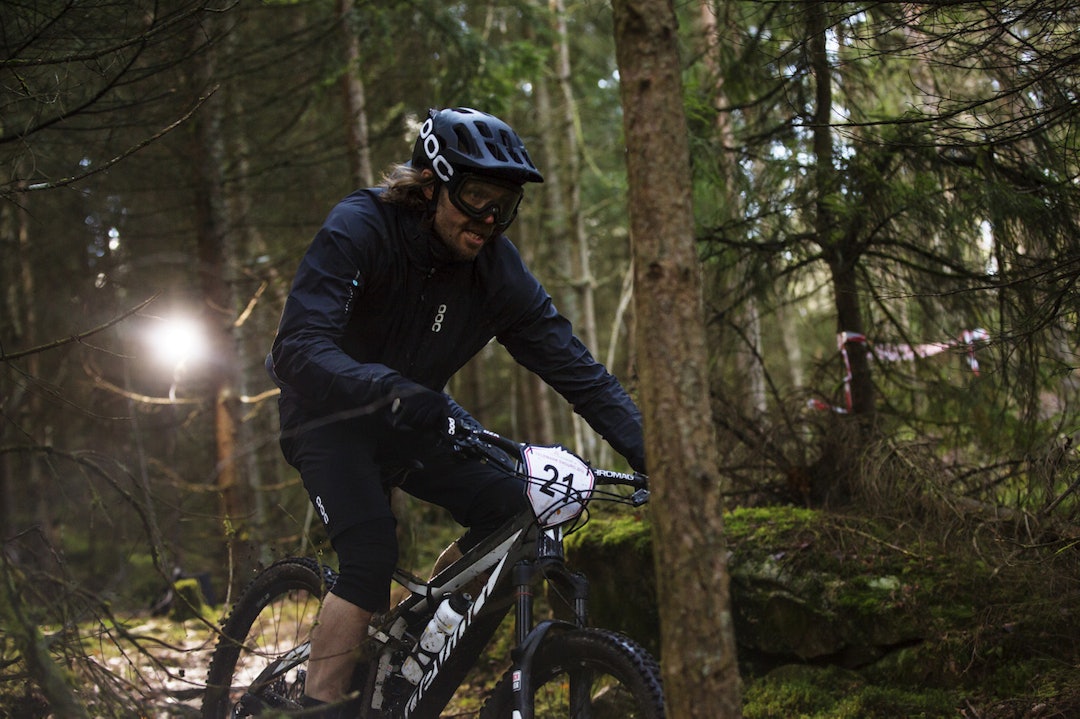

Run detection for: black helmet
[[412, 107, 544, 185]]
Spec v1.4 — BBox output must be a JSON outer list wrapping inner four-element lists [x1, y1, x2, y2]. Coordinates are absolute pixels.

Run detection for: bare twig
[[0, 294, 159, 362], [234, 280, 267, 328], [19, 90, 215, 193]]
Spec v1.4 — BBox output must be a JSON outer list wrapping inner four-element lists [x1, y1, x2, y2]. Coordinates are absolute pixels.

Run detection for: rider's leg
[[430, 539, 493, 603], [304, 592, 373, 701], [303, 516, 398, 702], [277, 413, 396, 704], [405, 453, 528, 553], [430, 540, 462, 577]]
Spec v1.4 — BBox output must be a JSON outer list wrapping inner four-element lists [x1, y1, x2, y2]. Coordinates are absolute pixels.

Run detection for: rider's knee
[[330, 516, 399, 612]]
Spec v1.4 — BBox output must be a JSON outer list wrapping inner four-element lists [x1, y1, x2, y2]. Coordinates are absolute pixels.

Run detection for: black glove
[[390, 384, 451, 432]]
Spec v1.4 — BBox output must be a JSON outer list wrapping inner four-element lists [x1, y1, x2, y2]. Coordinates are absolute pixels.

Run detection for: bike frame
[[390, 511, 584, 718]]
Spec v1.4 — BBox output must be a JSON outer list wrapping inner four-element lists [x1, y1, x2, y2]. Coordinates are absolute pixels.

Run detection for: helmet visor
[[448, 174, 524, 228]]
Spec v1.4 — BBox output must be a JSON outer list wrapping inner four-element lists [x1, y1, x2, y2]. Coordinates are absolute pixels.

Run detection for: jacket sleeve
[[495, 261, 646, 473], [267, 193, 405, 418]]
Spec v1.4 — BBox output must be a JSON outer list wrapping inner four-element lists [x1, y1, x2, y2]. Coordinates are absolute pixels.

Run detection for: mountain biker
[[266, 106, 645, 715]]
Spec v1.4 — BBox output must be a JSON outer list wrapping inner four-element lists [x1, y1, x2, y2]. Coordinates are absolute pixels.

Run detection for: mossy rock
[[567, 504, 1080, 715], [565, 510, 659, 655], [168, 577, 208, 622], [726, 508, 932, 671], [569, 506, 962, 676]]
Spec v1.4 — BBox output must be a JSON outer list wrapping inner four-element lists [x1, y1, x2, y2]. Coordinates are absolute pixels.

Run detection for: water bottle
[[401, 592, 471, 684]]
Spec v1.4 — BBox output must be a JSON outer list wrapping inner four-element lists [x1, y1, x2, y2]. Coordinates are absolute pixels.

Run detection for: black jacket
[[268, 188, 644, 472]]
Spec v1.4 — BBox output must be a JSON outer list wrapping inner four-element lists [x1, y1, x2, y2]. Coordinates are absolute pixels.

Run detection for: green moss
[[168, 578, 207, 622], [565, 511, 652, 554], [743, 665, 959, 718], [724, 506, 820, 541]]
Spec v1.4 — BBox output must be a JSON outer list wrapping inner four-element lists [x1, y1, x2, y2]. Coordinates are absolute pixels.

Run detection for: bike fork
[[510, 558, 590, 719]]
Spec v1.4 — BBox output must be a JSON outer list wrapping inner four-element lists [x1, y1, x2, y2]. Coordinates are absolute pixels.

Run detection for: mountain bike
[[202, 419, 664, 719]]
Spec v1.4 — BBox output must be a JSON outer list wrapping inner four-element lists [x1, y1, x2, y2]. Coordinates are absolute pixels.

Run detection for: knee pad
[[330, 517, 399, 612]]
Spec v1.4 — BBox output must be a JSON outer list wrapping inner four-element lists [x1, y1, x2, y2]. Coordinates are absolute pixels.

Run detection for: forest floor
[[76, 572, 1080, 719], [80, 617, 1080, 719], [8, 505, 1079, 718]]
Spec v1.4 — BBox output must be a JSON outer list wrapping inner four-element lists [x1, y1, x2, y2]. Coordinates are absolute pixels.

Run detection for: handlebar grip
[[447, 419, 522, 458], [593, 467, 649, 490], [447, 421, 522, 464]]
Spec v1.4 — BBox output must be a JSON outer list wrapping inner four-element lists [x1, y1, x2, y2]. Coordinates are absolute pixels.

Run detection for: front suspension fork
[[510, 556, 590, 719]]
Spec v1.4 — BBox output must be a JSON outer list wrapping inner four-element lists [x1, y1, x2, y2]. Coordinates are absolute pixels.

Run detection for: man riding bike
[[266, 106, 645, 716]]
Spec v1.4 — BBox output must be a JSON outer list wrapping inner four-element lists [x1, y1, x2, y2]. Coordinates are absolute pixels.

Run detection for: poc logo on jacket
[[431, 304, 448, 333]]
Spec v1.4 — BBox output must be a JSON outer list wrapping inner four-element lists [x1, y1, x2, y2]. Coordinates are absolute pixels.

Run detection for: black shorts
[[278, 400, 526, 608], [281, 409, 525, 541]]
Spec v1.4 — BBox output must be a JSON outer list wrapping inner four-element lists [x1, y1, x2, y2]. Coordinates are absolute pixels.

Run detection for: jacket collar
[[400, 205, 481, 271]]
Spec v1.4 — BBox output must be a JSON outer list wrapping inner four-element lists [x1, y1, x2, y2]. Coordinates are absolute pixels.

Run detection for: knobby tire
[[202, 557, 331, 719], [478, 628, 665, 719]]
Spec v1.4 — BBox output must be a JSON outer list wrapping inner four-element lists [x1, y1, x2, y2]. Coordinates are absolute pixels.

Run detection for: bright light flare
[[147, 316, 207, 369]]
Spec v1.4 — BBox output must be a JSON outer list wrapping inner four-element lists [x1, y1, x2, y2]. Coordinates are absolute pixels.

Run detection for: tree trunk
[[337, 0, 373, 188], [807, 0, 874, 419], [551, 0, 599, 458], [0, 186, 32, 542], [611, 0, 743, 717], [191, 23, 251, 595], [224, 24, 274, 569], [700, 0, 767, 417], [532, 19, 578, 448]]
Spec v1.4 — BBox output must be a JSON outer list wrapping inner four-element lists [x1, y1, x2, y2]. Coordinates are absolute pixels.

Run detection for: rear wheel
[[479, 628, 665, 719], [202, 558, 331, 718]]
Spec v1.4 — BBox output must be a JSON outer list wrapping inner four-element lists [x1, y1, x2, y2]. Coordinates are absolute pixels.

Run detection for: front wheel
[[202, 557, 332, 719], [479, 628, 665, 719]]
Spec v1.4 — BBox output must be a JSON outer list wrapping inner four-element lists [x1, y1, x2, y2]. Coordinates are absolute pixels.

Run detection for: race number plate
[[522, 445, 595, 528]]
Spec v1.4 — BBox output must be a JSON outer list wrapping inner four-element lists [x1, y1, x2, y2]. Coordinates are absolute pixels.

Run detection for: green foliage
[[690, 0, 1080, 498]]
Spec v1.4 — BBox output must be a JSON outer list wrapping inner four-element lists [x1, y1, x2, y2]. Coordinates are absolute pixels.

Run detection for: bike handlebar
[[447, 419, 649, 492]]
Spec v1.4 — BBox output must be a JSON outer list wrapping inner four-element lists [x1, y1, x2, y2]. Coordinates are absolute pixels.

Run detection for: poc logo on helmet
[[419, 119, 455, 183]]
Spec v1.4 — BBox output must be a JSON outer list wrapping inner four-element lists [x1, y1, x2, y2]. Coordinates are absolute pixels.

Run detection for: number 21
[[541, 464, 573, 497]]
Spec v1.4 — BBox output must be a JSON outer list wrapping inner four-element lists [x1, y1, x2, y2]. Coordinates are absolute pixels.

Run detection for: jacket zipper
[[405, 266, 437, 375]]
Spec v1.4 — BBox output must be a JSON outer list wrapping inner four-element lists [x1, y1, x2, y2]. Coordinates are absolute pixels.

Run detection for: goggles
[[447, 174, 525, 228]]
